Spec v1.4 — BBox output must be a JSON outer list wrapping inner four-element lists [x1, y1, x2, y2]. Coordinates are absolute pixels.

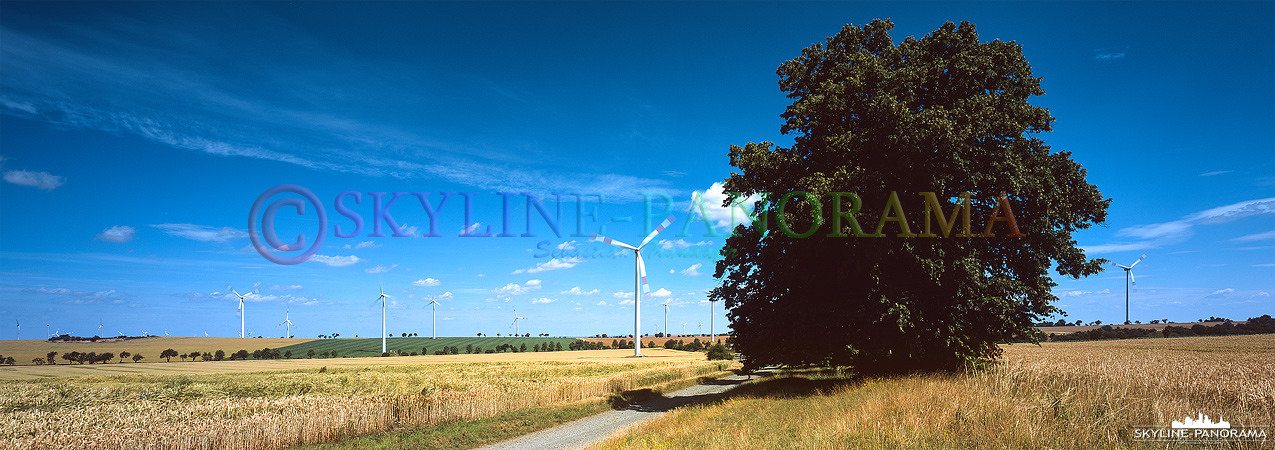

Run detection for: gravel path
[[474, 370, 763, 450]]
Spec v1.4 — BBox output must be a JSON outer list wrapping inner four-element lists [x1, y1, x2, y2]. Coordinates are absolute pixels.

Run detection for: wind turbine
[[1112, 253, 1147, 325], [698, 321, 702, 335], [14, 320, 18, 341], [591, 214, 677, 356], [428, 295, 441, 339], [98, 319, 103, 336], [278, 308, 294, 338], [203, 329, 209, 337], [511, 308, 526, 336], [375, 282, 392, 353], [681, 322, 687, 336], [164, 329, 170, 337], [229, 286, 256, 338], [660, 301, 671, 337]]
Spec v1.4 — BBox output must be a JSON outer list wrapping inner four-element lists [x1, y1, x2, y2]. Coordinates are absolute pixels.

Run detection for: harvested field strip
[[0, 358, 734, 450]]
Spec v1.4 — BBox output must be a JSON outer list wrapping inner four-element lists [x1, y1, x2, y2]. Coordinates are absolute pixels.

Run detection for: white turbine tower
[[681, 322, 687, 336], [278, 308, 294, 338], [511, 308, 526, 336], [15, 320, 19, 341], [591, 214, 677, 356], [229, 286, 256, 338], [709, 298, 717, 343], [428, 296, 441, 339], [660, 301, 671, 337], [1112, 253, 1147, 325], [375, 283, 392, 354]]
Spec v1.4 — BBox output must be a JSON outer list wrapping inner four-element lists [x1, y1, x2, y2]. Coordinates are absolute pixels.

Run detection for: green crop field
[[277, 336, 583, 357]]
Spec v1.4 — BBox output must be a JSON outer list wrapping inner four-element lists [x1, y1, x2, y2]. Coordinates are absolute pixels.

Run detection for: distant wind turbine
[[98, 319, 103, 336], [278, 308, 294, 338], [375, 282, 392, 353], [1112, 253, 1147, 325], [14, 320, 19, 341], [229, 286, 257, 338], [511, 308, 526, 336], [681, 322, 687, 336], [164, 329, 170, 337], [591, 213, 677, 356], [428, 295, 441, 339], [203, 329, 208, 337]]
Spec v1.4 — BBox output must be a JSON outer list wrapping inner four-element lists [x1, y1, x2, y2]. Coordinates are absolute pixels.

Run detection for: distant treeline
[[1162, 315, 1275, 337], [1047, 315, 1275, 342]]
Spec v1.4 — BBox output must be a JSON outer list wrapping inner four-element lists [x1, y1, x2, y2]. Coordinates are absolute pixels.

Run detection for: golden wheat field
[[0, 353, 734, 450], [0, 344, 709, 381], [589, 335, 1275, 450]]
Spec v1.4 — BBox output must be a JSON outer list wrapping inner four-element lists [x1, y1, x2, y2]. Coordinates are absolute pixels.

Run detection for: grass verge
[[288, 370, 737, 450], [587, 335, 1275, 450]]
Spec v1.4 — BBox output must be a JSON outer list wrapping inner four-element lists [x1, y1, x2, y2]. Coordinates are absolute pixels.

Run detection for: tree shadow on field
[[722, 369, 862, 400], [604, 368, 860, 415]]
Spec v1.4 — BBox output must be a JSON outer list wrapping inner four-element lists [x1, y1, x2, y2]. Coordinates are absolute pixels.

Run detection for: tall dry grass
[[589, 335, 1274, 450], [0, 359, 732, 450]]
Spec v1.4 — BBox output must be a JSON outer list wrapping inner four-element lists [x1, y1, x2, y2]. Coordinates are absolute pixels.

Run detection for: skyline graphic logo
[[1133, 412, 1267, 444]]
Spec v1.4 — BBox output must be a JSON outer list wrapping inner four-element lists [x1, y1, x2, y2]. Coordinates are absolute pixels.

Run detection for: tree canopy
[[709, 19, 1109, 373]]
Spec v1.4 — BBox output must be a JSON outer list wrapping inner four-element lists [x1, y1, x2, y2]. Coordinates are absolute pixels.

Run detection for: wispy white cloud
[[3, 170, 65, 190], [492, 279, 542, 295], [531, 297, 556, 304], [1055, 288, 1111, 297], [412, 278, 441, 287], [561, 286, 599, 295], [685, 182, 764, 233], [151, 223, 247, 243], [96, 225, 136, 243], [364, 264, 397, 274], [23, 286, 123, 303], [1092, 46, 1127, 60], [1232, 230, 1275, 243], [1083, 197, 1275, 254], [1205, 288, 1234, 298], [1200, 170, 1232, 177], [678, 263, 703, 276], [512, 257, 583, 274], [0, 27, 674, 201], [659, 239, 713, 250], [309, 254, 364, 267], [650, 288, 673, 298], [342, 240, 381, 249], [612, 291, 633, 299]]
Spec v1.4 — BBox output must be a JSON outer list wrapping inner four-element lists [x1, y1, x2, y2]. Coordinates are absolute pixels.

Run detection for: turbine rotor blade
[[1129, 271, 1136, 286], [637, 254, 650, 299], [638, 214, 678, 249], [590, 233, 637, 250], [1129, 253, 1147, 268]]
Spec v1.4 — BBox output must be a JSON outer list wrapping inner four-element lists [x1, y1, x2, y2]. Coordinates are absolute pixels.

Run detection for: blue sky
[[1, 1, 1271, 340]]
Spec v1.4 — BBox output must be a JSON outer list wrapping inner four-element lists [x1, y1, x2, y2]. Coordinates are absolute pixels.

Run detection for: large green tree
[[710, 20, 1108, 373]]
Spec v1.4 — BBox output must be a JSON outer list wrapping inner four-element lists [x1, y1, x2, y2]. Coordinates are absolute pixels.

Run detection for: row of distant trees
[[1045, 315, 1275, 342], [30, 347, 356, 365]]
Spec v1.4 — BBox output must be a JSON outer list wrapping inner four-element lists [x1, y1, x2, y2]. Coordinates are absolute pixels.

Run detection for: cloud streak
[[0, 24, 674, 201], [1083, 197, 1275, 254]]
